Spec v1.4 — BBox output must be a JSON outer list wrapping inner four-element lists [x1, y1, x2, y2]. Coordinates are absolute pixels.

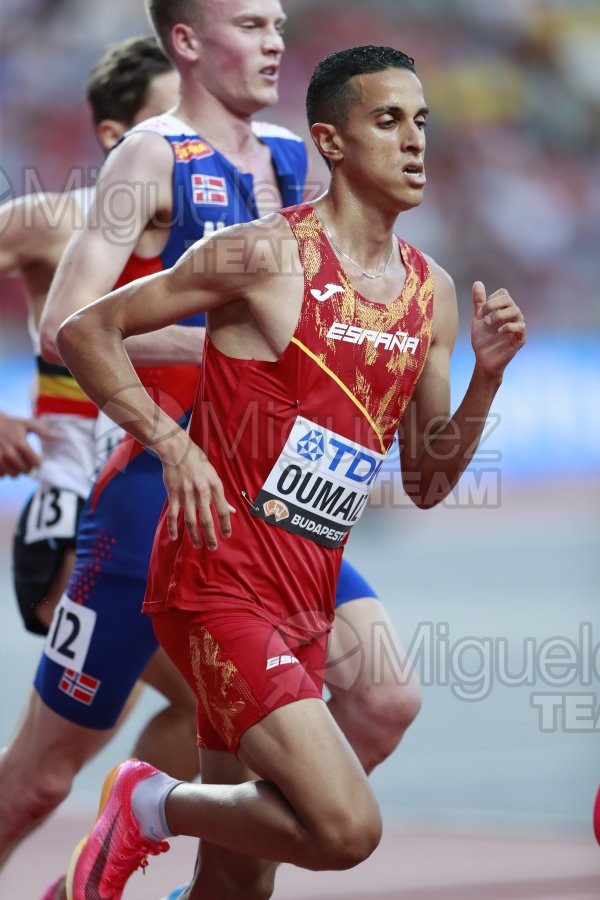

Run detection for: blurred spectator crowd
[[1, 0, 599, 348]]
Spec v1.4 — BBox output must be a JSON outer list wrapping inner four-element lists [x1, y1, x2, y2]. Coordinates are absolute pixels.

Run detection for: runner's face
[[195, 0, 286, 114], [131, 70, 180, 124], [336, 67, 429, 213]]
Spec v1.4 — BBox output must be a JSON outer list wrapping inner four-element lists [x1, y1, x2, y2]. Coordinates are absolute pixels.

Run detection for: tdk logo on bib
[[297, 429, 324, 462], [251, 416, 386, 548]]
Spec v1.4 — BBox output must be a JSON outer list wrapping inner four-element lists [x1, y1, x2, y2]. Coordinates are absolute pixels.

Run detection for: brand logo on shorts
[[266, 655, 299, 670]]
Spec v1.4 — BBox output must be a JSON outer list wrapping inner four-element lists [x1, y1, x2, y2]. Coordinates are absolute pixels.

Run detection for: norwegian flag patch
[[191, 174, 228, 206], [59, 669, 101, 705]]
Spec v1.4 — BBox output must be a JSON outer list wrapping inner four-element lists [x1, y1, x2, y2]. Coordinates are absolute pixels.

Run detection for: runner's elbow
[[39, 316, 62, 364], [55, 312, 88, 370]]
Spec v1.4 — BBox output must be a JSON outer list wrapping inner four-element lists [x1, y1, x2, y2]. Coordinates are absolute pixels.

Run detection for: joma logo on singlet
[[327, 322, 420, 354]]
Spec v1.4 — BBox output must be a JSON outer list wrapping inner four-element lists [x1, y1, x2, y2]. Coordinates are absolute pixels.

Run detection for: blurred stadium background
[[1, 0, 599, 896]]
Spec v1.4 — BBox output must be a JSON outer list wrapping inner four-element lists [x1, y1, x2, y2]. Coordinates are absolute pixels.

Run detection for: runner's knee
[[17, 757, 75, 821], [310, 799, 382, 870], [353, 669, 422, 756]]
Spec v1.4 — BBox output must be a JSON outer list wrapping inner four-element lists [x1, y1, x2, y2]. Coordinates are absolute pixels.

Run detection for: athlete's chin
[[242, 88, 279, 115], [257, 86, 279, 107], [397, 189, 425, 211]]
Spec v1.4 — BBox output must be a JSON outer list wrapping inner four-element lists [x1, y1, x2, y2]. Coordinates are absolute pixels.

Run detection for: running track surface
[[1, 813, 598, 899]]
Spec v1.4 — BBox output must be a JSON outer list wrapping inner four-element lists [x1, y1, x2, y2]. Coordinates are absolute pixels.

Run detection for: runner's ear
[[96, 119, 128, 152], [310, 123, 343, 167]]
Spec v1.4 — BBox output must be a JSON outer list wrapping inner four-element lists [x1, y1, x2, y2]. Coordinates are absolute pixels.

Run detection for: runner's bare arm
[[0, 193, 77, 276], [56, 223, 271, 548], [39, 133, 203, 367], [0, 194, 79, 475], [400, 261, 526, 508], [56, 222, 268, 450], [0, 193, 80, 327]]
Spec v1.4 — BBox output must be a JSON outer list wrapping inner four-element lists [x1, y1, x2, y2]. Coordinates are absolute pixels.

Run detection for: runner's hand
[[471, 281, 526, 379], [0, 412, 53, 478], [161, 433, 233, 549]]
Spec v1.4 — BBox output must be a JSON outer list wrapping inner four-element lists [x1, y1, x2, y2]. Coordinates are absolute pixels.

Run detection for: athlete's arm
[[0, 193, 76, 276], [56, 224, 259, 427], [39, 133, 203, 367], [56, 222, 274, 548], [400, 262, 526, 508], [0, 193, 79, 328], [0, 194, 78, 476], [122, 325, 204, 366]]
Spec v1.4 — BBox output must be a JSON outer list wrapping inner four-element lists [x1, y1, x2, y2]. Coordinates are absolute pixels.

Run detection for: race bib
[[24, 486, 79, 544], [43, 593, 96, 673], [251, 416, 386, 548]]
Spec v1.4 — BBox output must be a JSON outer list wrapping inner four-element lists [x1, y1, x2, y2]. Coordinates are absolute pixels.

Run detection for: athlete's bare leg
[[180, 750, 277, 900], [162, 699, 380, 899], [326, 597, 421, 773], [0, 647, 198, 871], [160, 597, 420, 896], [135, 648, 199, 781], [0, 689, 137, 869], [169, 600, 416, 897]]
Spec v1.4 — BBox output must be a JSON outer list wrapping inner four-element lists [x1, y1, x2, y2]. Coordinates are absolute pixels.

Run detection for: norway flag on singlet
[[191, 174, 228, 206]]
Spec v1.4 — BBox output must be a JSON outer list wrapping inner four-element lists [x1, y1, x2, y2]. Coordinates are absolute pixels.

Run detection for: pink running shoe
[[40, 876, 64, 900], [594, 786, 600, 845], [65, 759, 170, 900]]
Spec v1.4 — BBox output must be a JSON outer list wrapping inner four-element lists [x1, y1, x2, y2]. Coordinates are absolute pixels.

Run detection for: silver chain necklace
[[318, 215, 394, 279]]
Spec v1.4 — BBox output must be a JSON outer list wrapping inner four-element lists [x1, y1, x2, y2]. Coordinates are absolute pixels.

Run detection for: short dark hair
[[145, 0, 204, 59], [86, 35, 173, 126], [306, 45, 416, 130]]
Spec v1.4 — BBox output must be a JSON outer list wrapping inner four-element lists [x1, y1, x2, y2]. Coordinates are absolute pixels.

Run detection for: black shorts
[[12, 487, 85, 635]]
